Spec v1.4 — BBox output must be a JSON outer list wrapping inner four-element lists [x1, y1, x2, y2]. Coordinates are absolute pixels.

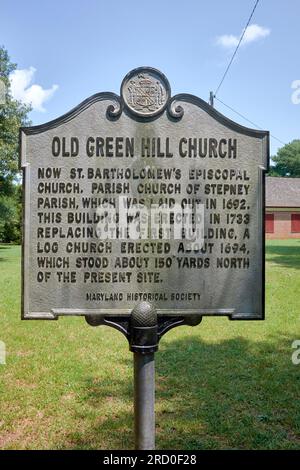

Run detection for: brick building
[[265, 177, 300, 239]]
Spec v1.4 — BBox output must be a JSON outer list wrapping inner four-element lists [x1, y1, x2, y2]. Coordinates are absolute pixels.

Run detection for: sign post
[[134, 351, 155, 450], [131, 302, 157, 450], [20, 67, 269, 450]]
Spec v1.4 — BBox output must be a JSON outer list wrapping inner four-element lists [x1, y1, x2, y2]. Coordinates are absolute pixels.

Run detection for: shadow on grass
[[60, 333, 300, 450], [266, 241, 300, 270], [0, 244, 15, 262]]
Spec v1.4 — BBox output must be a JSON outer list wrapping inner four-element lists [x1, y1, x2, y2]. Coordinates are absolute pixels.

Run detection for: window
[[265, 213, 274, 233], [291, 213, 300, 233]]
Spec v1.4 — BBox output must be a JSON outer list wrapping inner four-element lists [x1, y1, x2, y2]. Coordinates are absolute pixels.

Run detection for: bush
[[0, 185, 22, 243]]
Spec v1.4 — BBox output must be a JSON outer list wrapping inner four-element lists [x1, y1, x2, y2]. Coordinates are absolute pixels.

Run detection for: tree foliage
[[270, 140, 300, 177], [0, 46, 31, 178], [0, 46, 31, 242], [0, 178, 22, 243]]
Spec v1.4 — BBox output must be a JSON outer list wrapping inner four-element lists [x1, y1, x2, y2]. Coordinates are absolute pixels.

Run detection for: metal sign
[[20, 67, 269, 321]]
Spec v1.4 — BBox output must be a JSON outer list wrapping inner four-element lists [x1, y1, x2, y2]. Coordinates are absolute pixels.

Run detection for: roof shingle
[[266, 177, 300, 207]]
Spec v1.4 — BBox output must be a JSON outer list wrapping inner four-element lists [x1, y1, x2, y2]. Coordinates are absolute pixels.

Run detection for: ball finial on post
[[130, 301, 158, 354]]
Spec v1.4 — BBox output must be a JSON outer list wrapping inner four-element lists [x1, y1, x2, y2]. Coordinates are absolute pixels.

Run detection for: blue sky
[[1, 0, 300, 155]]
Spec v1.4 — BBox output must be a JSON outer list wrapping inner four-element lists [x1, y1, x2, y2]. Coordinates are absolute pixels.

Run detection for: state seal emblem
[[121, 67, 170, 117]]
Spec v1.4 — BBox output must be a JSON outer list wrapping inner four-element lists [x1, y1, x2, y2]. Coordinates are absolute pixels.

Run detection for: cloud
[[217, 24, 270, 48], [10, 66, 58, 112]]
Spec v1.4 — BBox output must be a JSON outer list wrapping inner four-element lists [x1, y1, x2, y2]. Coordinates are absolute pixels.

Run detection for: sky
[[1, 0, 300, 155]]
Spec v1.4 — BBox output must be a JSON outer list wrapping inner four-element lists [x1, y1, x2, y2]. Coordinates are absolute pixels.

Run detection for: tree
[[0, 46, 31, 242], [0, 46, 31, 178], [0, 178, 22, 243], [270, 140, 300, 177]]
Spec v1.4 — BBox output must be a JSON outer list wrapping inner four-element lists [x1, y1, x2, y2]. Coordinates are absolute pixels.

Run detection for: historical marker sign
[[20, 67, 269, 321]]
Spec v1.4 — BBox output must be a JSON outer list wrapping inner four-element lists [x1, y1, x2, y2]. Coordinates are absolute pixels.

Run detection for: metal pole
[[129, 301, 158, 450], [134, 352, 155, 450]]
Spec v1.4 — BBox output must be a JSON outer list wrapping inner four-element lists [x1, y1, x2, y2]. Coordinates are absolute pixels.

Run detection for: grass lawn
[[0, 240, 299, 450]]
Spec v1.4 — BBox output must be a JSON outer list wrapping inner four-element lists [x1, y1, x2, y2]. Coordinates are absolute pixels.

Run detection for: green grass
[[0, 240, 299, 450]]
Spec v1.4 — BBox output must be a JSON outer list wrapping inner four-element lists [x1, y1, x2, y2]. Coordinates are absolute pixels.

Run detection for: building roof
[[266, 177, 300, 207]]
